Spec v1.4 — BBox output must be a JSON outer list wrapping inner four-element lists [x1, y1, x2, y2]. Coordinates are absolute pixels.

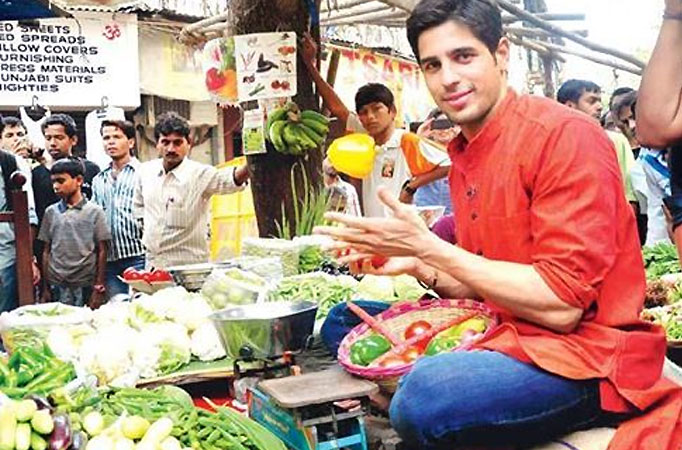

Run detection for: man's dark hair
[[154, 111, 191, 142], [51, 157, 84, 178], [101, 120, 136, 140], [355, 83, 395, 112], [613, 90, 638, 118], [556, 79, 601, 105], [609, 87, 635, 111], [2, 116, 25, 132], [406, 0, 502, 62], [42, 113, 77, 137]]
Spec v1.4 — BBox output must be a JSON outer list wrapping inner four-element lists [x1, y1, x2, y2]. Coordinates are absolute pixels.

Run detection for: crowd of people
[[0, 111, 249, 310], [2, 0, 682, 447]]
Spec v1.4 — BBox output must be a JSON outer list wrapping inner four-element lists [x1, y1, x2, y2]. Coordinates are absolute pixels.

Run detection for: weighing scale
[[248, 367, 378, 450]]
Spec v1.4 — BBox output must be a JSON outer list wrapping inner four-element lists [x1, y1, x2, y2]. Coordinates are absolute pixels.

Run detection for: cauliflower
[[190, 321, 226, 361], [92, 302, 131, 329], [79, 325, 139, 385], [133, 322, 192, 377], [47, 324, 95, 365], [166, 293, 213, 332]]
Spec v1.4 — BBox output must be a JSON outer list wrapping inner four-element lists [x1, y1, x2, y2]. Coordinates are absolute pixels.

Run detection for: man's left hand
[[314, 186, 434, 258], [234, 165, 250, 186]]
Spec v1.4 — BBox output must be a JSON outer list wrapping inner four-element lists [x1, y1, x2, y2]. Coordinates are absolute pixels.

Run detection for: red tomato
[[404, 320, 432, 340], [148, 270, 173, 283], [370, 255, 388, 269], [205, 68, 226, 91], [405, 320, 433, 351], [122, 268, 143, 281], [378, 354, 409, 368], [398, 346, 422, 363]]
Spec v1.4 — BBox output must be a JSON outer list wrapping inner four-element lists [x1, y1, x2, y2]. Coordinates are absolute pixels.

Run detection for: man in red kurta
[[315, 0, 682, 448]]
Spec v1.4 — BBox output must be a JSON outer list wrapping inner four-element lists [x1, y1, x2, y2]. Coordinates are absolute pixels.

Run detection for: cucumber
[[0, 404, 17, 450]]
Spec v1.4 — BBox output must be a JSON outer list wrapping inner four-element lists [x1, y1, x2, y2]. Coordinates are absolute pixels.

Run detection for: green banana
[[301, 110, 330, 125], [301, 118, 329, 136], [265, 107, 287, 134], [269, 120, 287, 152], [282, 123, 301, 154], [298, 123, 325, 146], [291, 124, 318, 150]]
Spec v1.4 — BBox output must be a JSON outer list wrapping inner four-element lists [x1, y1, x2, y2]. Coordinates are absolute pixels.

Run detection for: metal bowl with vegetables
[[210, 301, 318, 358]]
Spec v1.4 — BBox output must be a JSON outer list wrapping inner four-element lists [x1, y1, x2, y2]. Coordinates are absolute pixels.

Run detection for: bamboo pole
[[520, 38, 643, 75], [497, 0, 645, 69]]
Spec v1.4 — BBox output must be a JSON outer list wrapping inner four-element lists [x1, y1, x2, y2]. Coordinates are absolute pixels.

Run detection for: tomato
[[370, 255, 388, 269], [205, 68, 226, 91], [397, 346, 422, 363], [378, 353, 409, 368], [141, 272, 153, 283], [404, 320, 432, 341], [148, 270, 173, 283], [122, 268, 143, 281]]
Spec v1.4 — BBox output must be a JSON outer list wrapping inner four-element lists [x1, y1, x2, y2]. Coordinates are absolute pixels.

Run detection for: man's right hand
[[300, 32, 318, 68]]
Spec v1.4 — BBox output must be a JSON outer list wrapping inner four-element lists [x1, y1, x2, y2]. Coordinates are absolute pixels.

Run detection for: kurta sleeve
[[530, 120, 623, 310]]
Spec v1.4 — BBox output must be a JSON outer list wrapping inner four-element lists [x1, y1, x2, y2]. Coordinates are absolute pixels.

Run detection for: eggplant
[[26, 394, 54, 412], [69, 431, 87, 450], [48, 413, 72, 450]]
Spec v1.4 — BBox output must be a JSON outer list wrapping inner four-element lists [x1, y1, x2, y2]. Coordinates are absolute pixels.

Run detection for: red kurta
[[449, 89, 682, 449]]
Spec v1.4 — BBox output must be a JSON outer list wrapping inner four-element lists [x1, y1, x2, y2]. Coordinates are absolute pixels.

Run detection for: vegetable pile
[[349, 317, 490, 368], [0, 383, 286, 450], [643, 243, 680, 280], [0, 344, 75, 400], [269, 273, 357, 320]]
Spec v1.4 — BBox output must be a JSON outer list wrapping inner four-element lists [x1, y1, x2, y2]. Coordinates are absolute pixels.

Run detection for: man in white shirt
[[134, 112, 250, 269]]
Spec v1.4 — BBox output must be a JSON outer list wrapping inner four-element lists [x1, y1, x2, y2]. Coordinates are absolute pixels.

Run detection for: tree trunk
[[229, 0, 324, 238]]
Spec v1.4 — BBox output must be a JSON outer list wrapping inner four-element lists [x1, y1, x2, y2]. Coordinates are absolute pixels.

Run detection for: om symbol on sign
[[103, 24, 122, 40]]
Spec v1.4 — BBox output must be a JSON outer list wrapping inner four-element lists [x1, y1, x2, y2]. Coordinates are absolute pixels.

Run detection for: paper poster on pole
[[241, 100, 267, 155], [234, 32, 297, 102]]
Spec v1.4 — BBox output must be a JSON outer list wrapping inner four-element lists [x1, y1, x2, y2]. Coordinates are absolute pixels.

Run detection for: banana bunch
[[265, 102, 330, 155]]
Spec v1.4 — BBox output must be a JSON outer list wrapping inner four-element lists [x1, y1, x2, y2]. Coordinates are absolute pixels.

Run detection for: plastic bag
[[242, 238, 300, 276]]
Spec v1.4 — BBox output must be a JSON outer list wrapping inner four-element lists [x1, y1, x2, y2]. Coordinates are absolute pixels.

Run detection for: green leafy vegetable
[[643, 242, 680, 279]]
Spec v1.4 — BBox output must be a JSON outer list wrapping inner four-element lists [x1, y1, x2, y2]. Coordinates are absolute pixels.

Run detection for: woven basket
[[338, 298, 498, 392]]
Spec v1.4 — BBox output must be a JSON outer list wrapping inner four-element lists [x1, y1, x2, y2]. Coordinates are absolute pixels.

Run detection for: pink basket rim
[[338, 298, 499, 378]]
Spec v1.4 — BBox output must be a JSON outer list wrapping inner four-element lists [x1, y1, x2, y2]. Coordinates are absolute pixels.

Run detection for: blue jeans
[[49, 284, 92, 307], [0, 263, 17, 313], [390, 351, 603, 449], [105, 255, 145, 299]]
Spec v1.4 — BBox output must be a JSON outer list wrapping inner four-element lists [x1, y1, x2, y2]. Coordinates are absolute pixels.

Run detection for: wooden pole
[[497, 0, 646, 69], [521, 37, 643, 75]]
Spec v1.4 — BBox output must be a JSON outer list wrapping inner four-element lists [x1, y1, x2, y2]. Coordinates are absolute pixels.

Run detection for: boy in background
[[38, 158, 110, 308]]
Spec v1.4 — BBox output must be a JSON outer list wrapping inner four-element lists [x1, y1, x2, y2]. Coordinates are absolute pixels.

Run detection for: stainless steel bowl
[[210, 301, 318, 358], [168, 262, 236, 291]]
